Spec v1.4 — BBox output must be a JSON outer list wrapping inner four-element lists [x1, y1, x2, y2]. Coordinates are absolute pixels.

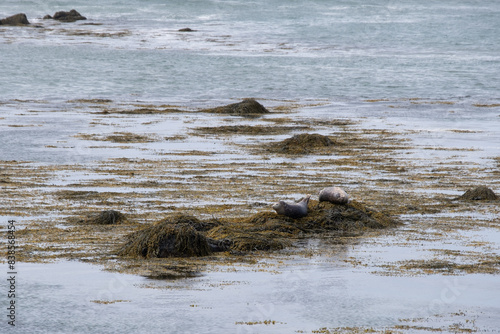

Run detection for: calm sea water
[[1, 2, 500, 333], [1, 0, 499, 103]]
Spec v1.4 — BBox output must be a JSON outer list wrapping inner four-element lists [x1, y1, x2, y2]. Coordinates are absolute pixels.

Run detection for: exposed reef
[[0, 13, 30, 26], [44, 9, 87, 22], [199, 98, 270, 115]]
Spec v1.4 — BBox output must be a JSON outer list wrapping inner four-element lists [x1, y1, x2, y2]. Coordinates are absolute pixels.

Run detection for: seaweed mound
[[83, 210, 128, 225], [118, 202, 397, 257], [458, 186, 498, 201], [208, 200, 396, 252], [271, 133, 335, 154], [207, 224, 292, 252], [117, 214, 213, 258], [200, 99, 269, 115]]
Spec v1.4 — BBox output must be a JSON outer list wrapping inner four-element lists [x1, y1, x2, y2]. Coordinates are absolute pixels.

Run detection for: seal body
[[319, 187, 349, 204], [272, 195, 311, 219]]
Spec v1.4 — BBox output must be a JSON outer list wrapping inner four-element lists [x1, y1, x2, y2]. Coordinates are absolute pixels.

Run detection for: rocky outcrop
[[0, 13, 30, 26], [44, 9, 86, 22], [200, 99, 270, 115]]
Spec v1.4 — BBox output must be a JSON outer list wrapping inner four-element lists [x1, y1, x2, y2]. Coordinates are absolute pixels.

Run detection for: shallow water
[[1, 0, 500, 332], [7, 253, 499, 334]]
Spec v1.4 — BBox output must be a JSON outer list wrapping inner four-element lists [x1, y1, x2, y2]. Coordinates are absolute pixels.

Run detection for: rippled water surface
[[1, 1, 499, 333]]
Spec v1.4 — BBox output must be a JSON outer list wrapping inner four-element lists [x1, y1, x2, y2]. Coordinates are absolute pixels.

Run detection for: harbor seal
[[272, 195, 311, 219], [319, 187, 349, 204]]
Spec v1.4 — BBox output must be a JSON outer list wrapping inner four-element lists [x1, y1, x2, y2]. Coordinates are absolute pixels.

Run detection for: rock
[[271, 133, 335, 154], [0, 13, 30, 26], [458, 186, 498, 201], [46, 9, 86, 22], [200, 99, 270, 115], [178, 27, 196, 32]]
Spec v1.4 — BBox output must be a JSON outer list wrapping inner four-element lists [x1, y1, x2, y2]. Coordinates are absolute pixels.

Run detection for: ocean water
[[1, 1, 500, 333], [1, 0, 499, 103]]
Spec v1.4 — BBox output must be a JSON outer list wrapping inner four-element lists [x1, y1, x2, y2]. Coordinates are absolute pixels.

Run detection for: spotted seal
[[272, 195, 311, 219], [319, 187, 349, 204]]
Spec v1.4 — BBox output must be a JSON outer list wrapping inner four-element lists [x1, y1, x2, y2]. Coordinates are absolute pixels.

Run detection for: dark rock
[[178, 27, 196, 32], [0, 13, 30, 26], [49, 9, 86, 22], [200, 98, 270, 115]]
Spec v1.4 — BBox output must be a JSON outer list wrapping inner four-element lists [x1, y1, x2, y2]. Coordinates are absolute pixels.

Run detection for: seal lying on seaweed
[[319, 186, 349, 204], [272, 195, 311, 219]]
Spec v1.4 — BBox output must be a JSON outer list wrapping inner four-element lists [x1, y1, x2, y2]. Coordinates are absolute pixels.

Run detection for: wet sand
[[1, 98, 499, 333]]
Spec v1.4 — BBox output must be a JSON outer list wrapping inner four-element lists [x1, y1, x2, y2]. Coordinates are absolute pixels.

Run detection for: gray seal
[[272, 195, 311, 219], [319, 187, 349, 204]]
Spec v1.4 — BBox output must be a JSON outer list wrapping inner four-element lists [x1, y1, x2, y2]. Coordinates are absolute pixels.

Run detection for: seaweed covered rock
[[70, 210, 129, 225], [155, 214, 221, 232], [208, 200, 396, 252], [270, 133, 336, 154], [0, 13, 30, 26], [207, 224, 292, 252], [44, 9, 86, 22], [118, 214, 216, 258], [118, 202, 397, 257], [86, 210, 128, 225], [458, 186, 498, 201], [200, 99, 269, 115], [306, 200, 395, 231]]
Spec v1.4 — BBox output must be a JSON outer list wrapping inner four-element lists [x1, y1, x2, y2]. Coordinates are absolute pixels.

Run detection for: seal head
[[272, 195, 311, 219], [319, 187, 349, 204]]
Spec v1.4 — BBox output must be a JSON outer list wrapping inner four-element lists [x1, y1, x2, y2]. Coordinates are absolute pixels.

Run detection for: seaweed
[[84, 210, 128, 225], [117, 214, 213, 258], [118, 201, 398, 258], [457, 186, 498, 201], [267, 133, 338, 154]]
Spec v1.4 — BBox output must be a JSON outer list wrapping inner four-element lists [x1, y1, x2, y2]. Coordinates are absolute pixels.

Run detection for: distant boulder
[[200, 99, 270, 115], [44, 9, 86, 22], [0, 13, 30, 26]]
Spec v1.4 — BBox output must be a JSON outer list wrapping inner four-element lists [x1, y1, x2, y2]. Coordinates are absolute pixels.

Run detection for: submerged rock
[[200, 99, 270, 115], [44, 9, 86, 22], [0, 13, 30, 26], [458, 186, 498, 201]]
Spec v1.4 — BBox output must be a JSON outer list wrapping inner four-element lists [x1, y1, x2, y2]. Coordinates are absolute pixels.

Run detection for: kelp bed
[[1, 98, 499, 279], [117, 200, 398, 259]]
